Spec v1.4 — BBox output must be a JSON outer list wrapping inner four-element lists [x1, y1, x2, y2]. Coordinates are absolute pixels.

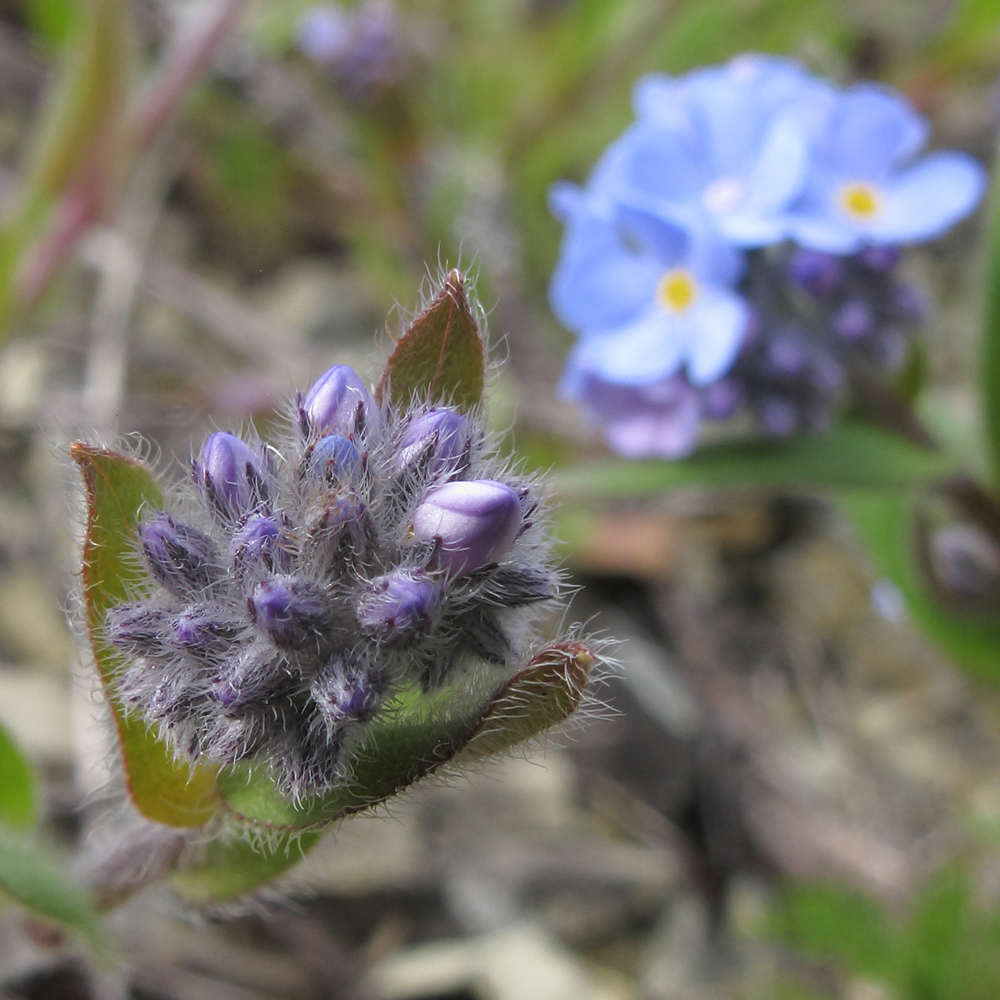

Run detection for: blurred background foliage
[[2, 0, 1000, 998]]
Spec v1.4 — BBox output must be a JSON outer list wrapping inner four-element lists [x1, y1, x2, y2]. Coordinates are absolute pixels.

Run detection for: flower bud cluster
[[105, 366, 560, 800]]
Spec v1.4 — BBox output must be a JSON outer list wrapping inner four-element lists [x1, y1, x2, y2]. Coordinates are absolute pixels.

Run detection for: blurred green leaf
[[171, 831, 323, 905], [0, 722, 37, 831], [0, 827, 110, 958], [980, 145, 1000, 485], [554, 423, 955, 499], [217, 642, 594, 831], [24, 0, 82, 50], [376, 270, 486, 414], [844, 492, 1000, 682], [71, 444, 222, 828]]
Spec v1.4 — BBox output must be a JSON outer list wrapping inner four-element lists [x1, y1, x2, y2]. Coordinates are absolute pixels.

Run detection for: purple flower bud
[[303, 496, 374, 569], [298, 4, 352, 64], [893, 284, 927, 322], [231, 514, 292, 579], [357, 569, 441, 645], [106, 604, 171, 657], [396, 408, 473, 481], [278, 723, 345, 797], [250, 576, 329, 649], [807, 353, 845, 394], [930, 524, 1000, 600], [787, 249, 843, 296], [140, 513, 220, 597], [413, 480, 522, 577], [214, 643, 295, 713], [309, 434, 363, 482], [701, 378, 743, 421], [203, 713, 269, 764], [857, 245, 900, 272], [833, 298, 873, 340], [757, 396, 798, 438], [195, 433, 269, 520], [172, 603, 241, 659], [311, 658, 383, 726], [299, 365, 380, 441]]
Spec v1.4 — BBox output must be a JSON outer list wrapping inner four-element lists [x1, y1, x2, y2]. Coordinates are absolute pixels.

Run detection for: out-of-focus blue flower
[[549, 185, 748, 387], [608, 54, 832, 246], [785, 84, 985, 252], [561, 353, 702, 459], [298, 4, 352, 64]]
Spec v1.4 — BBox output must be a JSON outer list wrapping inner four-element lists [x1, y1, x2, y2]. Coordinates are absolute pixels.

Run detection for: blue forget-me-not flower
[[548, 53, 986, 457]]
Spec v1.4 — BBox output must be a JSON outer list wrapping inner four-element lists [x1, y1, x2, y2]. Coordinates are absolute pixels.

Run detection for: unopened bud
[[311, 657, 383, 726], [309, 434, 363, 482], [413, 480, 522, 576], [214, 644, 295, 714], [701, 378, 742, 420], [250, 576, 329, 649], [787, 249, 842, 296], [173, 603, 241, 659], [231, 514, 291, 579], [357, 568, 441, 644], [299, 365, 380, 440], [195, 433, 269, 520], [396, 408, 472, 480], [833, 298, 873, 340], [857, 245, 900, 272], [140, 513, 219, 597]]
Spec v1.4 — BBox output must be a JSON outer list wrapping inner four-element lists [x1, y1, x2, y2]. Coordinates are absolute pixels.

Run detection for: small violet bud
[[250, 576, 329, 649], [413, 480, 522, 577], [298, 4, 352, 64], [173, 603, 241, 659], [764, 336, 807, 376], [833, 298, 873, 340], [214, 644, 294, 713], [396, 408, 472, 480], [701, 378, 743, 421], [300, 365, 380, 440], [311, 658, 383, 726], [140, 513, 219, 597], [231, 514, 291, 579], [757, 397, 798, 438], [787, 249, 842, 297], [357, 569, 441, 645], [310, 434, 363, 482], [195, 433, 269, 520]]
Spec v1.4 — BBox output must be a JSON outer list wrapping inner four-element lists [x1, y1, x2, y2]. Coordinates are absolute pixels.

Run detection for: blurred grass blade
[[0, 722, 38, 831], [72, 444, 222, 828], [0, 827, 111, 959], [217, 642, 595, 831], [376, 270, 486, 413], [554, 422, 955, 499], [981, 143, 1000, 485], [24, 0, 82, 51], [844, 492, 1000, 682], [171, 831, 322, 905]]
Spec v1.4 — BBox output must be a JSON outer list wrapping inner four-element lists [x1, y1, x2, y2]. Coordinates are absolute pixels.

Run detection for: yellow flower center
[[657, 269, 698, 313], [839, 181, 881, 220]]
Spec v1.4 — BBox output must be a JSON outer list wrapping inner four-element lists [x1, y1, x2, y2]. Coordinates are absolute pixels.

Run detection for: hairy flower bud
[[231, 514, 291, 580], [311, 657, 383, 727], [309, 434, 363, 483], [249, 576, 329, 650], [396, 408, 472, 481], [413, 480, 522, 577], [299, 365, 380, 440], [195, 433, 269, 520], [213, 644, 296, 714], [357, 568, 441, 644], [172, 603, 242, 660], [833, 298, 873, 340], [140, 514, 219, 598], [787, 249, 842, 297]]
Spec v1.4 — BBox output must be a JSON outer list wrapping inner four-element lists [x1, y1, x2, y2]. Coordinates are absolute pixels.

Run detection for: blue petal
[[548, 181, 587, 222], [685, 292, 748, 385], [620, 123, 709, 204], [633, 73, 691, 130], [576, 309, 685, 385], [743, 114, 810, 213], [865, 151, 985, 244], [614, 204, 689, 266], [549, 213, 660, 333], [686, 225, 745, 286], [828, 85, 929, 181]]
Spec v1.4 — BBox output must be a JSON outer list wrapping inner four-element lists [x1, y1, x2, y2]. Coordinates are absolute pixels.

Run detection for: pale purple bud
[[701, 378, 743, 421], [757, 396, 798, 437], [299, 365, 379, 440], [172, 603, 241, 659], [106, 604, 171, 657], [231, 514, 291, 579], [764, 337, 807, 376], [787, 249, 842, 296], [250, 576, 329, 649], [833, 298, 873, 340], [214, 644, 295, 713], [357, 569, 441, 644], [396, 408, 472, 480], [930, 524, 1000, 599], [857, 245, 900, 272], [311, 658, 383, 726], [807, 354, 845, 394], [309, 434, 363, 482], [413, 480, 522, 576], [195, 433, 269, 520], [893, 284, 927, 322], [140, 513, 219, 597]]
